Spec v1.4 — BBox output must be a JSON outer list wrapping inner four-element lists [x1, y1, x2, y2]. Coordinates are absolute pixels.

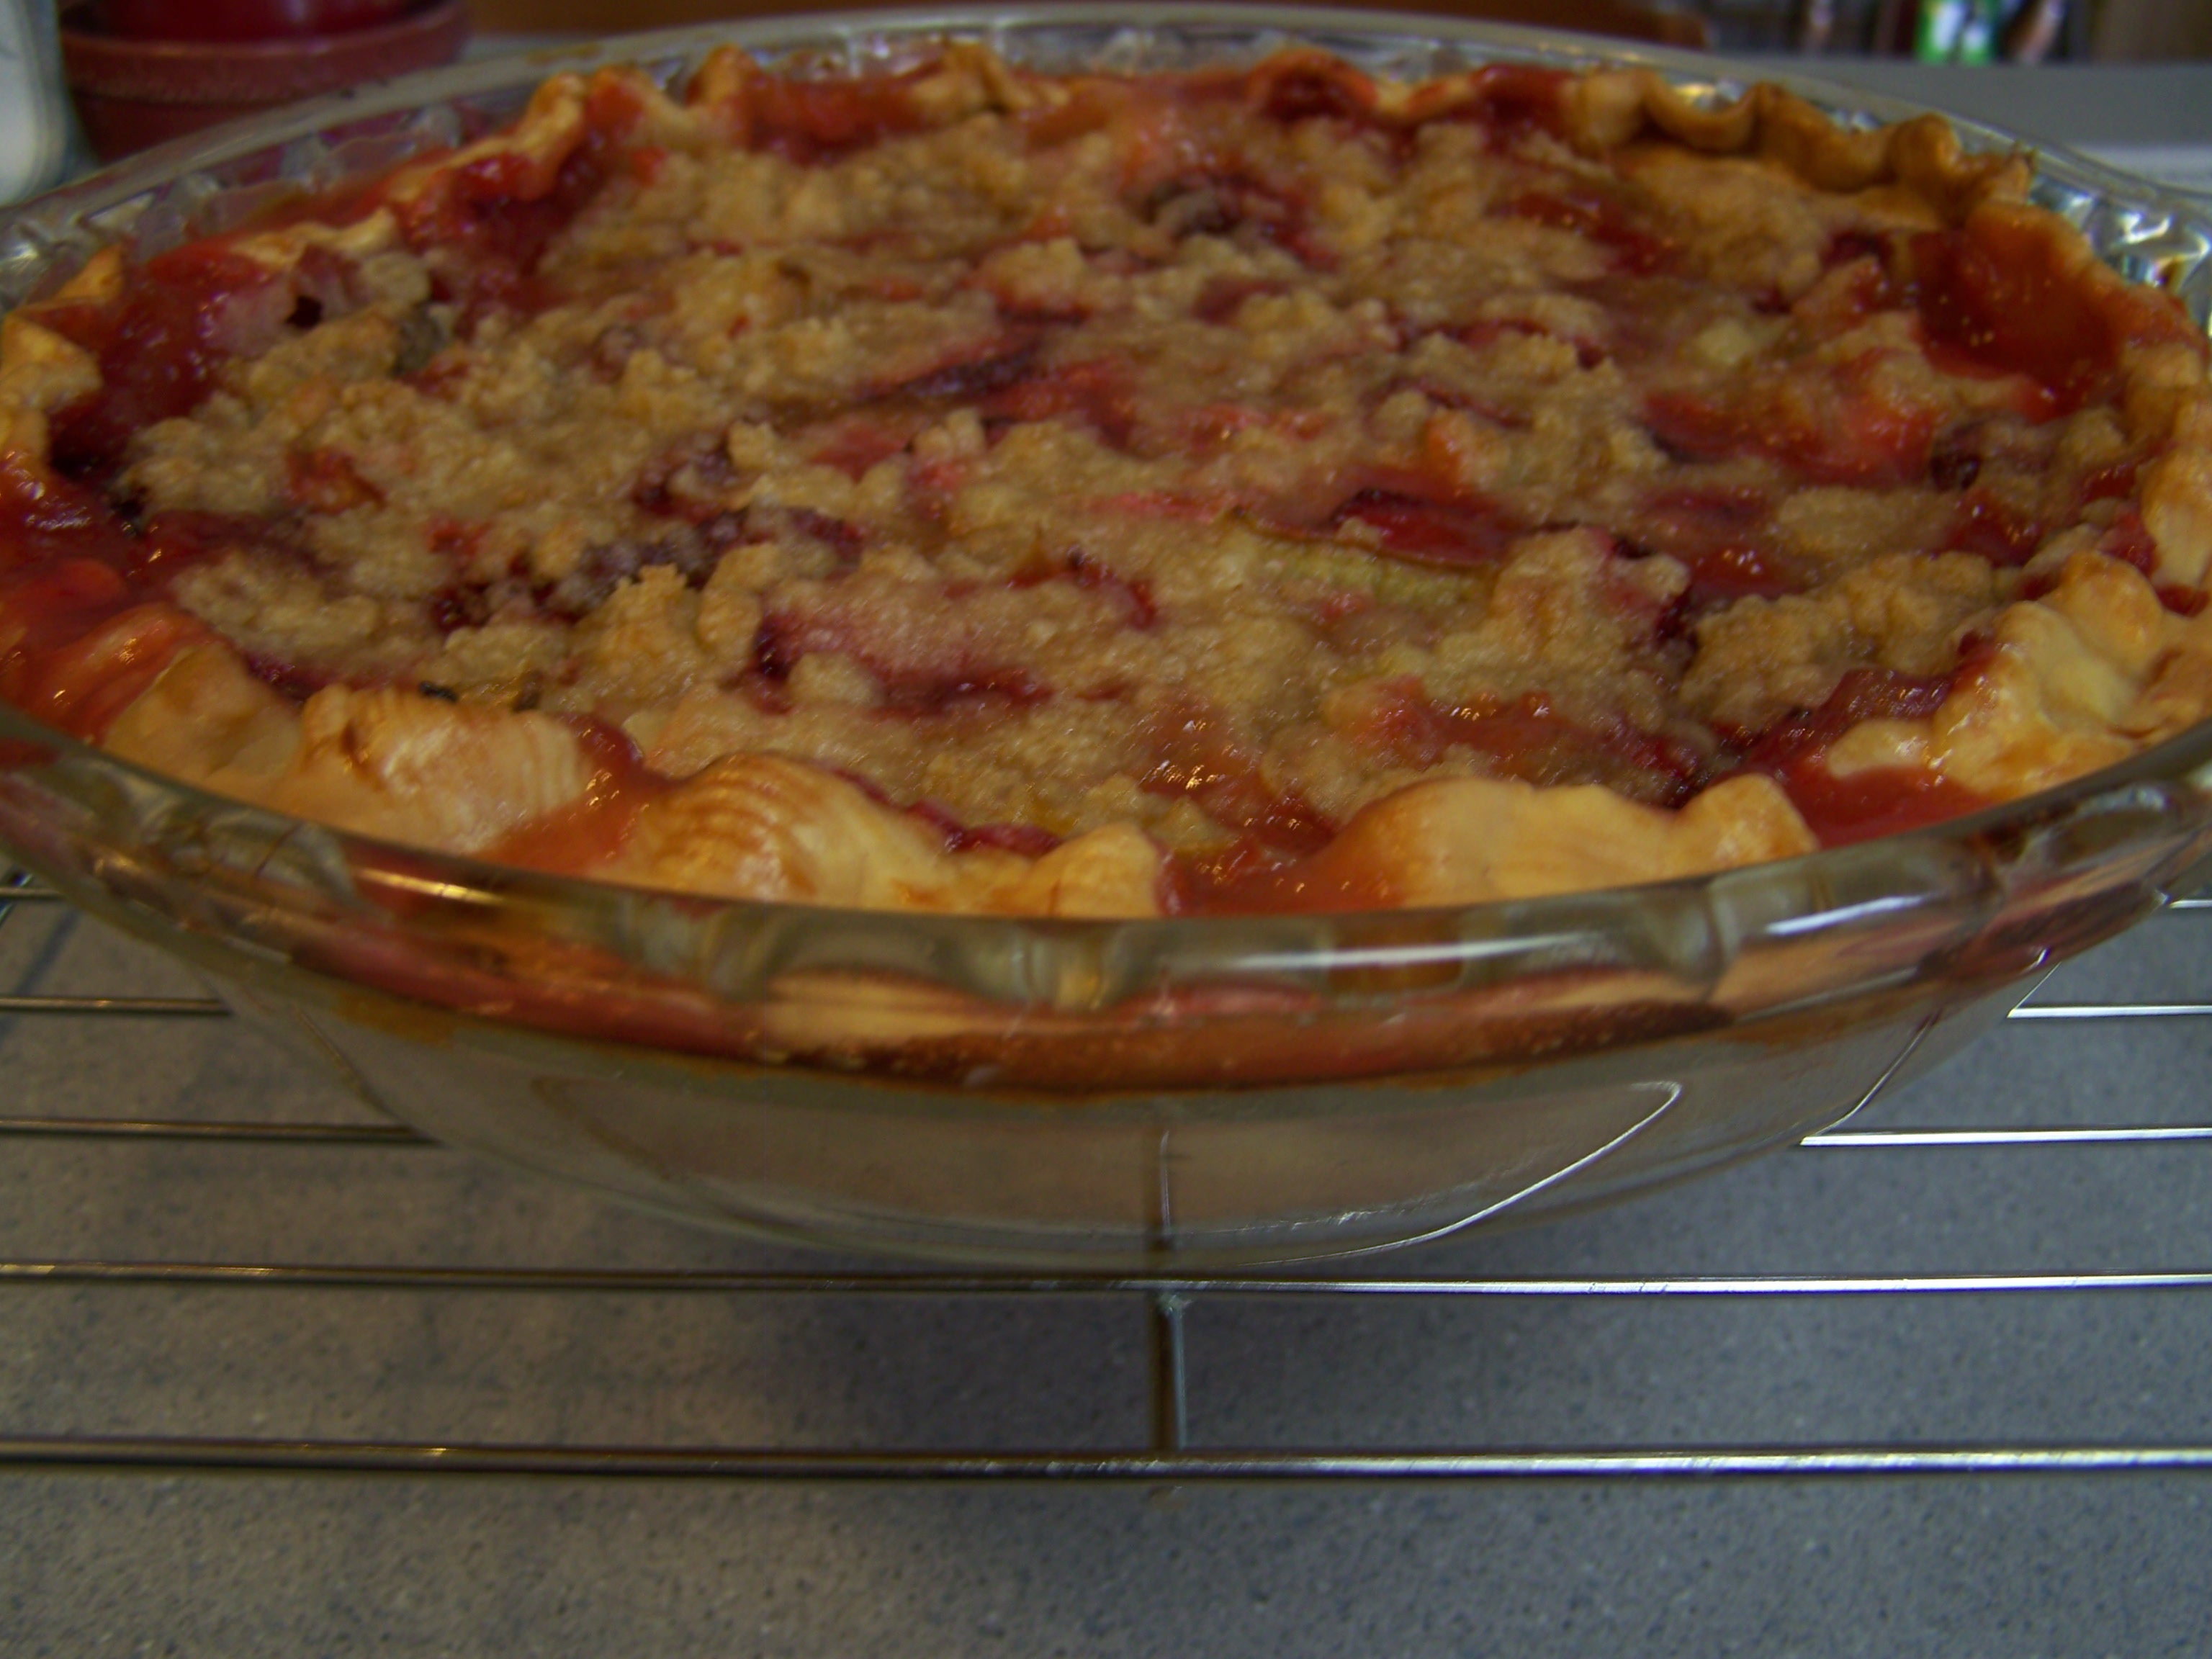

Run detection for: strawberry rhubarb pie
[[2, 44, 2210, 917]]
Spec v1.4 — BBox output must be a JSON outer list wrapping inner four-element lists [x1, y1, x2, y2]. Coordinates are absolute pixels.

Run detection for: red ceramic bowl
[[97, 0, 417, 42], [61, 0, 469, 161]]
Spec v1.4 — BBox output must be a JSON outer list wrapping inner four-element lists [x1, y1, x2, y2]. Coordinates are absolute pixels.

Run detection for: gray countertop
[[10, 872, 2212, 1654], [1785, 56, 2212, 145], [6, 44, 2212, 1659]]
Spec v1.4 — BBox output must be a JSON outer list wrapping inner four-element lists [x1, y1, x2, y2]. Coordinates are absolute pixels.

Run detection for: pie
[[3, 43, 2209, 919]]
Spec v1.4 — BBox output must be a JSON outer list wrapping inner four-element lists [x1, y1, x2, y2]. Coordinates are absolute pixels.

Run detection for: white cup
[[0, 0, 72, 205]]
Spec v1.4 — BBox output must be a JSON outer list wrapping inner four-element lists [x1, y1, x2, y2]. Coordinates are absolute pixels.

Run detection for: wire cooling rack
[[1, 864, 2209, 1484]]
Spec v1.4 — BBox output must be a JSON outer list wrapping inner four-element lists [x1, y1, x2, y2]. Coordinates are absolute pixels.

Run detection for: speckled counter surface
[[7, 890, 2212, 1655], [6, 51, 2212, 1659]]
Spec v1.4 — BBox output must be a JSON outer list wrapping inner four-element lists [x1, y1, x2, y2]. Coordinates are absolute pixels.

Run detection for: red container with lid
[[96, 0, 418, 42], [62, 0, 470, 161]]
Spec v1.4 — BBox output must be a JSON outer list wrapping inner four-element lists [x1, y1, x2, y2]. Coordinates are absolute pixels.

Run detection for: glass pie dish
[[4, 4, 2212, 1268]]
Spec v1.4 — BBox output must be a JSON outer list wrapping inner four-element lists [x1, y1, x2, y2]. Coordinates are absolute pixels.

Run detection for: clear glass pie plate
[[4, 4, 2211, 1267]]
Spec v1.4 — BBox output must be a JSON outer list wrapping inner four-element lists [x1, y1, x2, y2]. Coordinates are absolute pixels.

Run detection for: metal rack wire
[[2, 866, 2209, 1484]]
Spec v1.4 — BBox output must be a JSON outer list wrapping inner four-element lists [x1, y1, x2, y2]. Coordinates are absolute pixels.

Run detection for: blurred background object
[[1881, 0, 2062, 60], [58, 0, 469, 161], [96, 0, 421, 42], [1, 0, 73, 202], [2087, 0, 2212, 58], [1727, 0, 2203, 56]]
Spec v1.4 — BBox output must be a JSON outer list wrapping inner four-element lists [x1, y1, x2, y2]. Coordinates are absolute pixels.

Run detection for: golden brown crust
[[619, 752, 1163, 914], [1563, 68, 2033, 217], [4, 45, 2210, 917]]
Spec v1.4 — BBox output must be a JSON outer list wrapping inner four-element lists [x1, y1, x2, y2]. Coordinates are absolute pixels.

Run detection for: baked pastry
[[3, 44, 2208, 919]]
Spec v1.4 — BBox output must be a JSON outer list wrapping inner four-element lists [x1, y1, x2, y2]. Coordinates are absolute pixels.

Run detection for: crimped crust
[[3, 45, 2209, 918]]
